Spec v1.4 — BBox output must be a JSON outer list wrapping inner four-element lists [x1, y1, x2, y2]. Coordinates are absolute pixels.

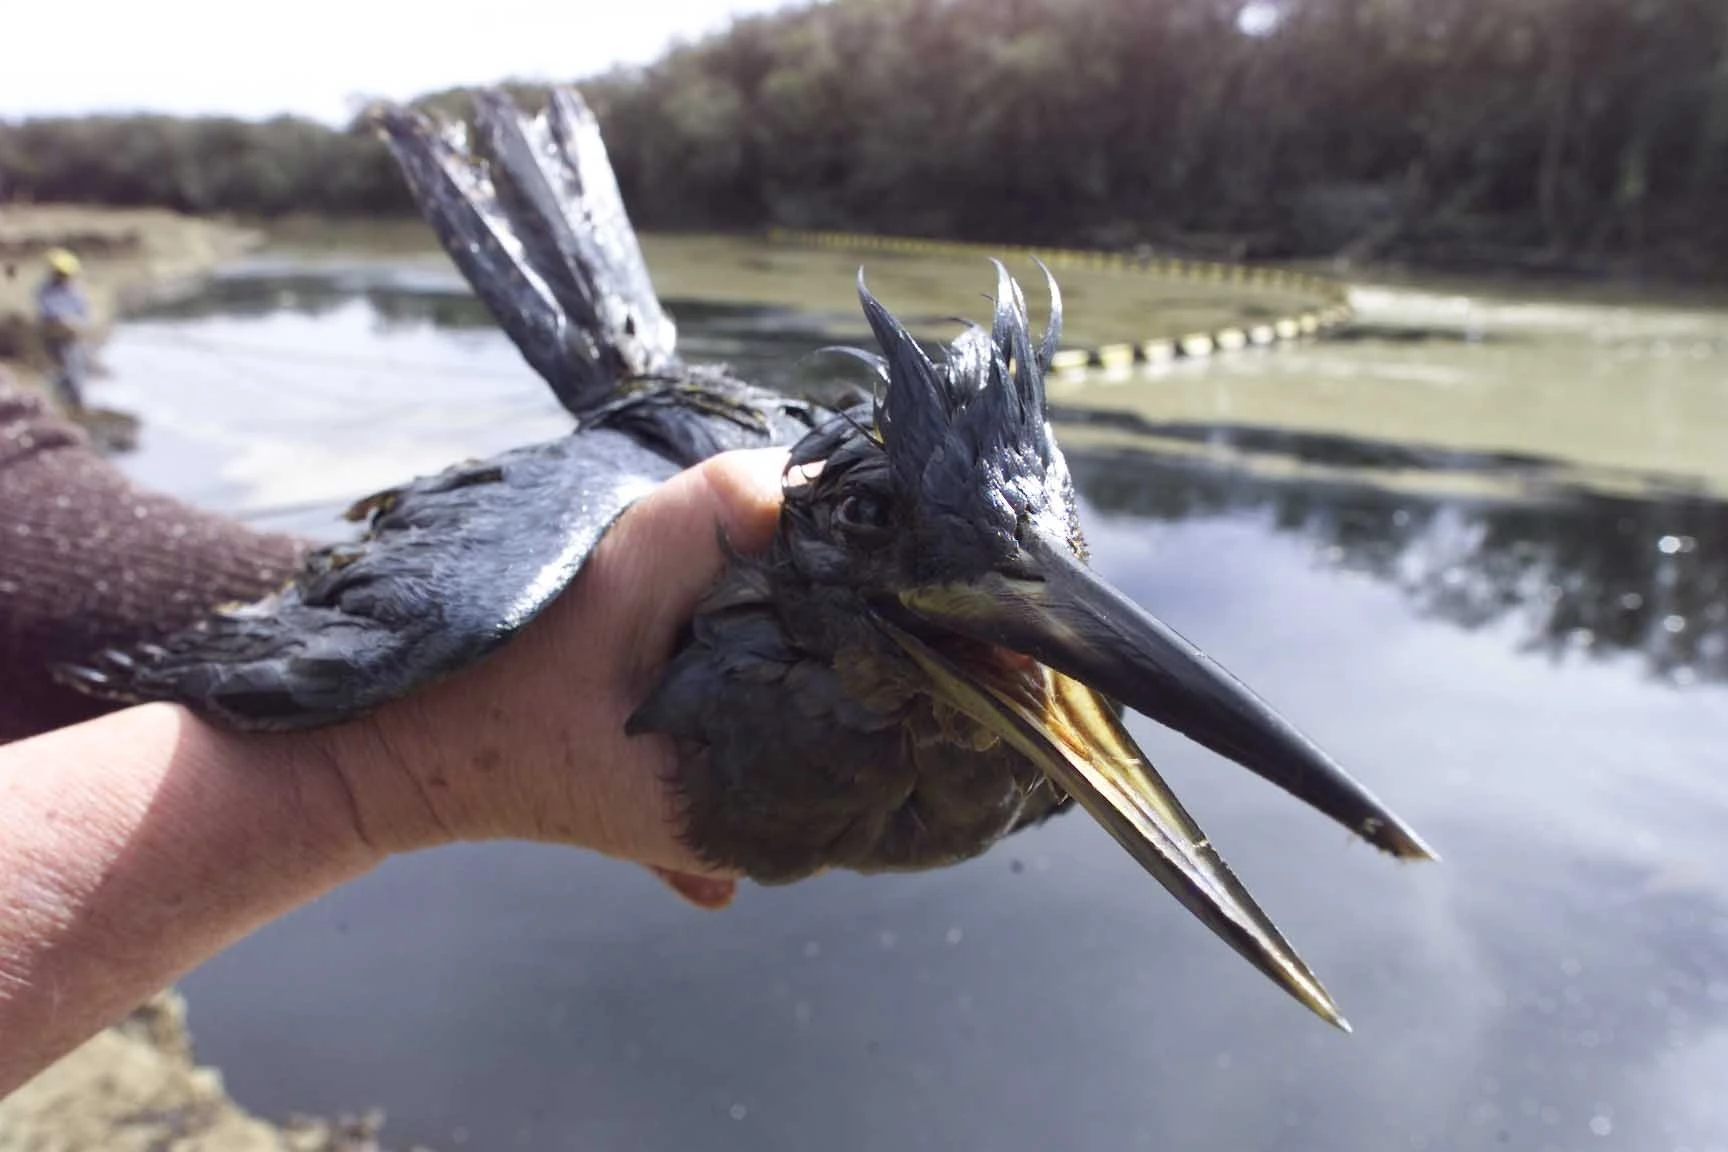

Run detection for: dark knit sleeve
[[0, 382, 308, 742]]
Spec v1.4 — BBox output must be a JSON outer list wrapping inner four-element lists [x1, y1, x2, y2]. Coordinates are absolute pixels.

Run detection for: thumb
[[598, 447, 789, 668]]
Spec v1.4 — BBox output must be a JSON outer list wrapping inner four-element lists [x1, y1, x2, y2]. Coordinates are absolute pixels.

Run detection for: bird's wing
[[370, 86, 679, 417], [57, 431, 680, 731]]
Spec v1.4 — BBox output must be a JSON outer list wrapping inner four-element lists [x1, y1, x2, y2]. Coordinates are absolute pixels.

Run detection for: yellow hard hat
[[46, 248, 81, 276]]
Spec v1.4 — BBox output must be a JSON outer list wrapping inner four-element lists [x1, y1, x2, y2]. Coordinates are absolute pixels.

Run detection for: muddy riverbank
[[0, 992, 426, 1151], [0, 205, 259, 448]]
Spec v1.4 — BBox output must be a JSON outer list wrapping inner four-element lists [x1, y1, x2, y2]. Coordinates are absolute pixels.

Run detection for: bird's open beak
[[881, 531, 1436, 1027]]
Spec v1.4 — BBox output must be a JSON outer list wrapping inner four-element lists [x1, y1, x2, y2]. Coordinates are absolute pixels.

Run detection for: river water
[[94, 239, 1727, 1152]]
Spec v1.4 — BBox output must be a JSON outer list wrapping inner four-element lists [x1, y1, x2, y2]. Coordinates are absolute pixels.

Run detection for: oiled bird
[[61, 86, 1434, 1027]]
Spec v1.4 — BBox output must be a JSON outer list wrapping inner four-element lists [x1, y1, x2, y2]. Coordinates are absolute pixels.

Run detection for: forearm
[[0, 447, 789, 1094], [0, 703, 379, 1096], [0, 384, 305, 742]]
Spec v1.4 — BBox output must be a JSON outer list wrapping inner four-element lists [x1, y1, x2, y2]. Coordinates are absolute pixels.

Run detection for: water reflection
[[1067, 446, 1728, 685], [141, 266, 857, 397], [142, 267, 489, 327]]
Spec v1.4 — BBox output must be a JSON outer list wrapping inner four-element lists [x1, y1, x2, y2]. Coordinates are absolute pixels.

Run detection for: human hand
[[300, 447, 790, 907], [0, 445, 789, 1093]]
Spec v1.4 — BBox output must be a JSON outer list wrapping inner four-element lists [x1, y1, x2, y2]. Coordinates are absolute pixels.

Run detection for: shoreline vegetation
[[3, 0, 1724, 286]]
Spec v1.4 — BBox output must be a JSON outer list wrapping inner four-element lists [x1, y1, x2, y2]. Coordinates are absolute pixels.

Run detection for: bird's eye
[[837, 493, 891, 534]]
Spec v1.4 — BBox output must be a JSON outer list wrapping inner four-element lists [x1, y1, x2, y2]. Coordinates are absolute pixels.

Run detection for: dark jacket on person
[[0, 380, 304, 742]]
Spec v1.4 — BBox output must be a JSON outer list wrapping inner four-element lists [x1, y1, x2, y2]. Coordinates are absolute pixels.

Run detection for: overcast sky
[[2, 0, 795, 124]]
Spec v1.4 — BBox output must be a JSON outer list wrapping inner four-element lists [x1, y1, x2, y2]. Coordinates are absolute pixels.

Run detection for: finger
[[600, 447, 789, 662], [691, 447, 790, 557], [648, 865, 738, 910]]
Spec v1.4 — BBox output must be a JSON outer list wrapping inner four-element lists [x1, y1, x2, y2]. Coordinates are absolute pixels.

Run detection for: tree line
[[3, 0, 1723, 277]]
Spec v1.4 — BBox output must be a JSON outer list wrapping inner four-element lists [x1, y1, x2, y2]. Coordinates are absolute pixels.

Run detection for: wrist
[[290, 702, 460, 859], [184, 712, 394, 877], [298, 624, 702, 870]]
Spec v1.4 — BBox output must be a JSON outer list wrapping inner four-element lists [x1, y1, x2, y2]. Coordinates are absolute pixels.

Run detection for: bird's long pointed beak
[[880, 529, 1437, 1025], [897, 532, 1437, 862]]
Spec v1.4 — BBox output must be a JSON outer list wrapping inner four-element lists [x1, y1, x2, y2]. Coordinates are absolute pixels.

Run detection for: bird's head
[[774, 263, 1435, 1028]]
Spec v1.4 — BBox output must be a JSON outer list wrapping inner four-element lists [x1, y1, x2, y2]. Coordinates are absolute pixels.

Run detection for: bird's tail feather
[[367, 86, 679, 417]]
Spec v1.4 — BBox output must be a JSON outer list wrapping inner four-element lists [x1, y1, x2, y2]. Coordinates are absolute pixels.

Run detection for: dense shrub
[[2, 0, 1722, 274]]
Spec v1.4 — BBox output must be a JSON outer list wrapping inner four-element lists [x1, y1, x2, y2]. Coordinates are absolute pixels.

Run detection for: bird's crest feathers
[[855, 262, 1062, 500]]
